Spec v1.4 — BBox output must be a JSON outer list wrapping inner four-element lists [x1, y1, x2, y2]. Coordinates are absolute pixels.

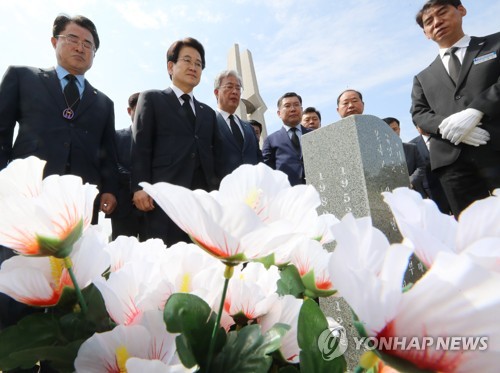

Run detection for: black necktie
[[290, 127, 301, 153], [446, 47, 461, 85], [64, 74, 80, 111], [181, 94, 196, 127], [229, 114, 244, 149]]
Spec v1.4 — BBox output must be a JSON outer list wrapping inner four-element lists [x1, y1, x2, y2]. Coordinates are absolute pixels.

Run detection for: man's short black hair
[[53, 14, 100, 50], [416, 0, 463, 28]]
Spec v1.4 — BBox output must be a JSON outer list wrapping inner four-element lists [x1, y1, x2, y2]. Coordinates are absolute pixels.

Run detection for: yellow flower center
[[244, 188, 262, 210], [49, 257, 65, 284], [180, 273, 191, 293], [115, 345, 130, 372]]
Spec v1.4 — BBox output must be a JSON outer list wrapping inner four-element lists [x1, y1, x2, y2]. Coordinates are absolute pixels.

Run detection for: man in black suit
[[410, 124, 452, 214], [109, 92, 146, 240], [383, 117, 427, 195], [213, 69, 262, 179], [131, 37, 219, 246], [411, 0, 500, 216], [0, 14, 118, 220], [262, 92, 311, 186], [0, 14, 118, 336]]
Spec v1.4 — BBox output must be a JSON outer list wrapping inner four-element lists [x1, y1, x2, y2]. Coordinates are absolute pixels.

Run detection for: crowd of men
[[0, 0, 499, 336]]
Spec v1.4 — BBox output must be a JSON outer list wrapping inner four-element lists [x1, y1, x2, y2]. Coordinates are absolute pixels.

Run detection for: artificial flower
[[140, 181, 267, 264], [258, 294, 302, 363], [289, 236, 335, 297], [0, 226, 109, 307], [0, 156, 44, 198], [0, 172, 98, 257], [94, 260, 173, 325], [75, 311, 188, 372], [223, 262, 280, 322]]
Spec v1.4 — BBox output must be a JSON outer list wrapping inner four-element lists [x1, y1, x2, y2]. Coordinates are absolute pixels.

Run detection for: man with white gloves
[[411, 0, 500, 216]]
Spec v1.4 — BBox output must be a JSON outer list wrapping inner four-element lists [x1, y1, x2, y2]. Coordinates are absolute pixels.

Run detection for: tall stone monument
[[302, 115, 426, 369], [227, 44, 268, 144]]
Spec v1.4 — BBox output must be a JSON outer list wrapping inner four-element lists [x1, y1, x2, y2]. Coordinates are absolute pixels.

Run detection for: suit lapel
[[75, 80, 98, 118], [193, 98, 206, 133], [457, 36, 486, 89], [279, 127, 297, 154], [38, 68, 66, 111], [429, 55, 456, 90], [217, 113, 240, 149]]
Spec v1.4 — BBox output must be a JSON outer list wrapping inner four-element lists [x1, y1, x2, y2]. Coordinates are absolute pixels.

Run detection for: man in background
[[263, 92, 311, 186], [411, 0, 500, 216], [337, 89, 364, 118], [410, 123, 452, 214], [383, 117, 427, 195], [301, 106, 322, 130], [213, 69, 261, 179], [250, 120, 263, 143], [109, 92, 146, 239]]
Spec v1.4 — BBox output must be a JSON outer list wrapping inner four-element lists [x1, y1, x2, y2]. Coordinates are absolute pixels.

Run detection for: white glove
[[459, 126, 490, 146], [438, 108, 484, 144]]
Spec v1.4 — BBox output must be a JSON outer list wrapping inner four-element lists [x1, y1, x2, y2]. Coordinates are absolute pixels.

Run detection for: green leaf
[[211, 324, 283, 373], [164, 293, 225, 369], [279, 365, 300, 372], [301, 270, 336, 298], [0, 313, 59, 371], [297, 299, 346, 373], [9, 339, 84, 373], [252, 252, 275, 269], [260, 323, 290, 355], [277, 265, 305, 298]]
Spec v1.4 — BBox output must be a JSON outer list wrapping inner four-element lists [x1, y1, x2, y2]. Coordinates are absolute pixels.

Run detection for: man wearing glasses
[[262, 92, 311, 186], [213, 69, 262, 179], [131, 37, 219, 246], [0, 14, 118, 331], [0, 14, 118, 222]]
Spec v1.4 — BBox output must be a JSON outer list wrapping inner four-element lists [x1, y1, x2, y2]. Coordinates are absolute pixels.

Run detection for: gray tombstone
[[302, 115, 425, 369]]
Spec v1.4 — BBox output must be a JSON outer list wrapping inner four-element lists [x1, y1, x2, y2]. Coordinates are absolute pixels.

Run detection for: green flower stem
[[206, 264, 234, 372], [63, 256, 87, 315]]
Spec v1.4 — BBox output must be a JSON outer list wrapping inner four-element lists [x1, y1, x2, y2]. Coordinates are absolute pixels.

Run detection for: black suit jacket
[[411, 32, 500, 170], [402, 142, 426, 191], [409, 135, 451, 213], [0, 66, 118, 194], [131, 88, 219, 191], [109, 126, 134, 218], [262, 125, 311, 186], [214, 112, 262, 179]]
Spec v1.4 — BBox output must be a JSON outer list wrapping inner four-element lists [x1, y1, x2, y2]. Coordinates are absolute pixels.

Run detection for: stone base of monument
[[303, 115, 426, 369]]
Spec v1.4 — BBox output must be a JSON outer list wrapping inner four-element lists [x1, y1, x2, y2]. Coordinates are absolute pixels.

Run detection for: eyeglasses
[[57, 34, 95, 51], [221, 84, 242, 92], [281, 103, 302, 110], [178, 56, 203, 69]]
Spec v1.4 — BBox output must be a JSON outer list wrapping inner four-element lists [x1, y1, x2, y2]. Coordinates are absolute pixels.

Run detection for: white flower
[[0, 226, 108, 307], [258, 295, 302, 363], [224, 262, 280, 321]]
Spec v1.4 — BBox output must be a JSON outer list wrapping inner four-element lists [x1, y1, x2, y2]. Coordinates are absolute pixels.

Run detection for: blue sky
[[1, 0, 498, 141]]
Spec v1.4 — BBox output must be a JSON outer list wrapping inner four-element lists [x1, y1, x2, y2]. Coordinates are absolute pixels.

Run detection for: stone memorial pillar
[[302, 115, 425, 369]]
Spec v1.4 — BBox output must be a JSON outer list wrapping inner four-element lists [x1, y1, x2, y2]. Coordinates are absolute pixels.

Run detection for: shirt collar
[[171, 84, 193, 101], [217, 108, 237, 122], [439, 35, 471, 58], [55, 65, 84, 88], [283, 124, 302, 134]]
